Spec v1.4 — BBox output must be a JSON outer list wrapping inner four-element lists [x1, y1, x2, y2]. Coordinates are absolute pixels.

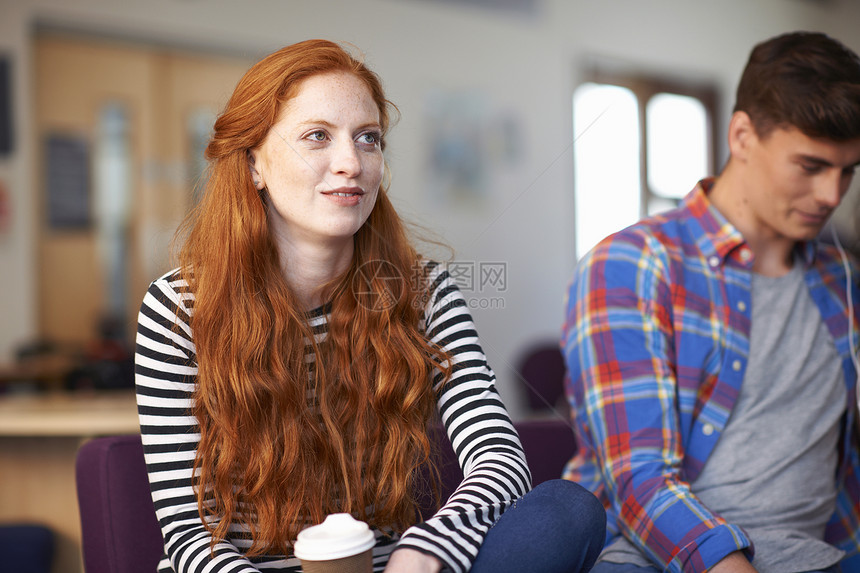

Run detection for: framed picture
[[45, 133, 91, 229]]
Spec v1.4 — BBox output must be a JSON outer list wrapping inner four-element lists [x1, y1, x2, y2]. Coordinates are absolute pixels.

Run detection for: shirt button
[[739, 248, 752, 262], [708, 256, 720, 268], [737, 301, 747, 312], [702, 423, 715, 436], [732, 360, 742, 371]]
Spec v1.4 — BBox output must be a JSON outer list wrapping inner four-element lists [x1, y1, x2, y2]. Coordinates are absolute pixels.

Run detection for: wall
[[1, 0, 859, 417], [0, 1, 36, 365]]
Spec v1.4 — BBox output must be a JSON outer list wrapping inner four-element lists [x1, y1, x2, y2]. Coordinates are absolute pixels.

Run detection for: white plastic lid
[[293, 513, 375, 561]]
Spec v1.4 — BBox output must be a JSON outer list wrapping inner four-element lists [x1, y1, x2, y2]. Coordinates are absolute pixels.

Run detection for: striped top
[[562, 179, 860, 573], [135, 261, 530, 573]]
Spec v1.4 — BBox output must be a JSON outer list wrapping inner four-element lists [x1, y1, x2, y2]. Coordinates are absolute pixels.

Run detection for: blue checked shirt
[[562, 179, 860, 573]]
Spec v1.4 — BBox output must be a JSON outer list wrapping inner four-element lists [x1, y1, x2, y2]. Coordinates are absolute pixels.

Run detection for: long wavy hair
[[177, 39, 451, 556]]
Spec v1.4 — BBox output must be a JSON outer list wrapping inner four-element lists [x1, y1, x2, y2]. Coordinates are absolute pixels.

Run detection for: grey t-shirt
[[600, 261, 846, 572]]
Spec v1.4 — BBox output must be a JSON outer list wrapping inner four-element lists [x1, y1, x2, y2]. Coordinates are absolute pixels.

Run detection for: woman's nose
[[330, 140, 362, 178]]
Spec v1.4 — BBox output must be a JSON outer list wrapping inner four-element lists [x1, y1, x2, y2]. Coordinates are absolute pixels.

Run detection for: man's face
[[741, 123, 860, 243]]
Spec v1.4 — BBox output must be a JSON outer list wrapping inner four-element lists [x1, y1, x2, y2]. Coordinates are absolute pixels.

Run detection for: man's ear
[[248, 150, 265, 190], [727, 110, 756, 163]]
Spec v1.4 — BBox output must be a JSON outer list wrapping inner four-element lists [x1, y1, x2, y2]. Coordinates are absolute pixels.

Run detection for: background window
[[573, 83, 641, 262], [573, 74, 717, 259], [647, 93, 709, 212]]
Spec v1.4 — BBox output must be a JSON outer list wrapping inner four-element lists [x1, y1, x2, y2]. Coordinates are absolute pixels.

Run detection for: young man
[[563, 32, 860, 573]]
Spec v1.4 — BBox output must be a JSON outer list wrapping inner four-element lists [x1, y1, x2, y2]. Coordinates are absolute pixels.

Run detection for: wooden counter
[[0, 390, 139, 436], [0, 390, 140, 573]]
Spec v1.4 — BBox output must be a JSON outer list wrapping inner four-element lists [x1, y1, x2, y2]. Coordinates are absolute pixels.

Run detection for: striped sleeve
[[394, 262, 531, 573], [135, 271, 270, 573]]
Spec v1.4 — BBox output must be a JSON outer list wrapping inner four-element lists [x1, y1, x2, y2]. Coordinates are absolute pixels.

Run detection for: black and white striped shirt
[[135, 262, 530, 573]]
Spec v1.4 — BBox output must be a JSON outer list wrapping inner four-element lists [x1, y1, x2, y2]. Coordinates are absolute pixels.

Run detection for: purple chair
[[516, 343, 568, 414], [515, 418, 577, 485], [76, 421, 577, 568], [420, 419, 577, 519], [75, 434, 164, 573]]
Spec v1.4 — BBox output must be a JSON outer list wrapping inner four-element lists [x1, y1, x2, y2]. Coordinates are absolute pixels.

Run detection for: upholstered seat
[[76, 420, 577, 572]]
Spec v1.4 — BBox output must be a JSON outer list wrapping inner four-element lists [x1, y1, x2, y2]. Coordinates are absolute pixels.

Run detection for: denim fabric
[[470, 479, 606, 573]]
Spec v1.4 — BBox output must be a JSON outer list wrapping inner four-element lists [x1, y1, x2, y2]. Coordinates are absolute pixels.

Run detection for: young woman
[[135, 39, 604, 573]]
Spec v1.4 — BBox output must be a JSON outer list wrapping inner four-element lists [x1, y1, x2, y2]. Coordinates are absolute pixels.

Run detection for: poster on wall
[[424, 89, 523, 210], [45, 134, 91, 229]]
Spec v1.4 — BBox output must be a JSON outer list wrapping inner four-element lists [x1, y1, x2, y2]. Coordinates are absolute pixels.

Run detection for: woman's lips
[[322, 187, 364, 206]]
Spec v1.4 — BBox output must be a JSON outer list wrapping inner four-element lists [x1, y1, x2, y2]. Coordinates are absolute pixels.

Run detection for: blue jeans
[[470, 479, 606, 573], [590, 561, 843, 573]]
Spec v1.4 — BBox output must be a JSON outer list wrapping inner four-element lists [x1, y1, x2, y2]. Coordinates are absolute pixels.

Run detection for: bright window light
[[646, 93, 708, 204], [573, 83, 641, 260]]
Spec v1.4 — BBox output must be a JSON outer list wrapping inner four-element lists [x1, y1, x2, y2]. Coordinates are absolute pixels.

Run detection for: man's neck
[[708, 169, 797, 277], [749, 244, 795, 277]]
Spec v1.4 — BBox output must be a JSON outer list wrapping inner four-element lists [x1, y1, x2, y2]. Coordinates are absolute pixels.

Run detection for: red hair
[[177, 40, 450, 555]]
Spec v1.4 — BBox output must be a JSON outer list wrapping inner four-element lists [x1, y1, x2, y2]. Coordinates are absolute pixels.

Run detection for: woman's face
[[250, 71, 384, 252]]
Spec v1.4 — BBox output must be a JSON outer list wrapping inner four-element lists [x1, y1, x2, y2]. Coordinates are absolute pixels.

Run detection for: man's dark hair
[[734, 31, 860, 141]]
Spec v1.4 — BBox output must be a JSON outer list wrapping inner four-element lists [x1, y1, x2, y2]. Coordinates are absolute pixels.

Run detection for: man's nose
[[814, 170, 846, 209]]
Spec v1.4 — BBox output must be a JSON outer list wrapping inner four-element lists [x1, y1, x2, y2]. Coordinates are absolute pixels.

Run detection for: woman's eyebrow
[[295, 119, 381, 130]]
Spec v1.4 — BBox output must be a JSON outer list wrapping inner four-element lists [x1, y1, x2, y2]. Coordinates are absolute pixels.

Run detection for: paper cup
[[294, 513, 375, 573]]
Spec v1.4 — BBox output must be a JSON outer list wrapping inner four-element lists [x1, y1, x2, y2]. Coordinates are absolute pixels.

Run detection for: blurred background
[[0, 0, 859, 570]]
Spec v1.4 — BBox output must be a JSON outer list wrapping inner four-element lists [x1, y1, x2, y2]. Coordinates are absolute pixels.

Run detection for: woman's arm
[[392, 263, 530, 573], [135, 272, 272, 573], [384, 548, 443, 573]]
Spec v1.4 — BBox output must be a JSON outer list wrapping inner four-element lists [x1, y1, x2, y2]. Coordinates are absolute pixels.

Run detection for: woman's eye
[[308, 130, 326, 142], [358, 132, 380, 145]]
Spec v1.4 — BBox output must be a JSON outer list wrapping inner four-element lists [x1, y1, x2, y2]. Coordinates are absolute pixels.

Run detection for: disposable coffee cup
[[294, 513, 375, 573]]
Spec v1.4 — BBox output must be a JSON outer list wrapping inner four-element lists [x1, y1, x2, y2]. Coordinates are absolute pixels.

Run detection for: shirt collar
[[682, 177, 818, 268], [683, 178, 746, 266]]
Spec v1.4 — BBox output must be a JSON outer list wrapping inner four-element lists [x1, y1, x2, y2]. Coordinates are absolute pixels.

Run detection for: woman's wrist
[[384, 547, 444, 573]]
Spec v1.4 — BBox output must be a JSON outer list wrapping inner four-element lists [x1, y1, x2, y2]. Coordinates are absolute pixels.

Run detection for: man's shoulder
[[589, 207, 696, 261], [807, 240, 859, 289], [815, 240, 857, 268]]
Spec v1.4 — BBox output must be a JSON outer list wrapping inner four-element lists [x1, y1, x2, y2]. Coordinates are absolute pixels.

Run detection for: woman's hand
[[384, 548, 444, 573]]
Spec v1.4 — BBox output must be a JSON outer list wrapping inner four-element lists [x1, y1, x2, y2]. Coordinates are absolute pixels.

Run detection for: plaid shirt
[[562, 178, 860, 573]]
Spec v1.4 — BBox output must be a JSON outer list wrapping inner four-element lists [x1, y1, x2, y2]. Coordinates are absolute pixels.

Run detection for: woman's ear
[[248, 150, 265, 190]]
